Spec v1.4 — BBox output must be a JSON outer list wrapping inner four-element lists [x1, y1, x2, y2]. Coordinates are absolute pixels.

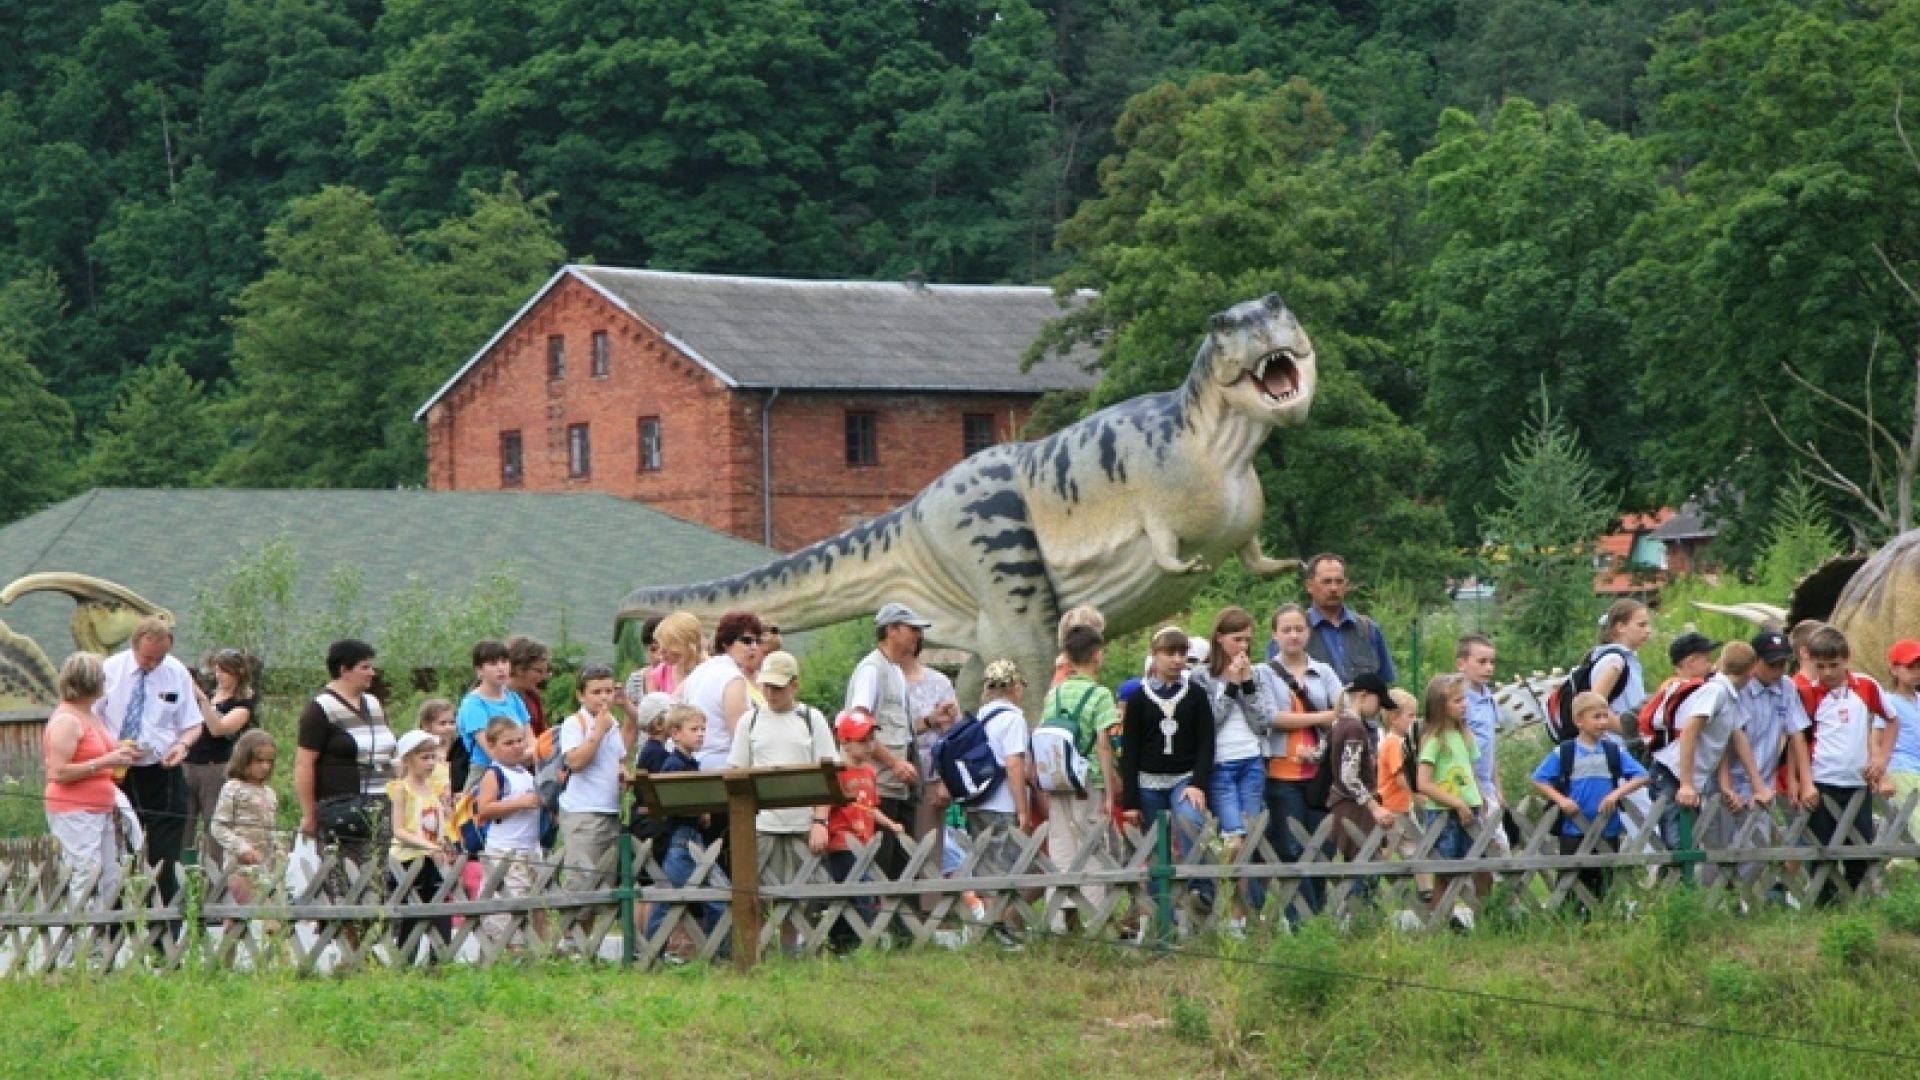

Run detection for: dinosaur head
[[1198, 293, 1316, 427], [0, 572, 173, 655]]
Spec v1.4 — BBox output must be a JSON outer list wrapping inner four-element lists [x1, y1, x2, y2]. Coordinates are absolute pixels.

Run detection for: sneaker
[[1394, 910, 1425, 934], [989, 925, 1024, 952], [1222, 917, 1247, 940], [932, 929, 967, 951], [965, 898, 988, 924]]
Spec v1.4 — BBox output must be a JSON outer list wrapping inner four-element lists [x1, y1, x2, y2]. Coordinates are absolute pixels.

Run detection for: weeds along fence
[[3, 792, 1918, 976]]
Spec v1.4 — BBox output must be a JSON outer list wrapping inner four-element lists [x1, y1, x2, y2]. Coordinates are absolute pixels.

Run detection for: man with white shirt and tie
[[94, 617, 214, 903]]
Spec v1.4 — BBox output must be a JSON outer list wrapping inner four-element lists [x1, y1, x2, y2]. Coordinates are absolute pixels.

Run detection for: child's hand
[[1554, 794, 1580, 817], [1676, 784, 1700, 809], [1454, 804, 1474, 827], [239, 848, 261, 866], [1751, 786, 1774, 808], [1598, 791, 1622, 815], [1369, 804, 1394, 829]]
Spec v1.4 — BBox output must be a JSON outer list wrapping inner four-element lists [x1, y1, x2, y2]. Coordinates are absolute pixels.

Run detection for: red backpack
[[1637, 676, 1708, 752]]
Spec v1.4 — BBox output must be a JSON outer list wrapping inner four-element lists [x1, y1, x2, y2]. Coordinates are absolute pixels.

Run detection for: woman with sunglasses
[[679, 611, 764, 771]]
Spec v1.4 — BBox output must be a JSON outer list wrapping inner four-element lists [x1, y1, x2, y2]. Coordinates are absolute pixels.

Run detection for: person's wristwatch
[[811, 817, 829, 827]]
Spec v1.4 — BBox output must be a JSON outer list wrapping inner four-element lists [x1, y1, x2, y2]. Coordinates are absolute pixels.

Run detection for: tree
[[214, 185, 437, 488], [0, 342, 76, 524], [84, 360, 224, 488], [1404, 99, 1659, 541], [1481, 385, 1618, 663]]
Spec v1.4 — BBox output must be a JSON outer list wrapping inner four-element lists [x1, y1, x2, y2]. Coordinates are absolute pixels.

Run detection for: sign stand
[[633, 761, 847, 972]]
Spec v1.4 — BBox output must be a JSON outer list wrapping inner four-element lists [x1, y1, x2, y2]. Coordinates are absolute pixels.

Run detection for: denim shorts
[[1424, 810, 1475, 860]]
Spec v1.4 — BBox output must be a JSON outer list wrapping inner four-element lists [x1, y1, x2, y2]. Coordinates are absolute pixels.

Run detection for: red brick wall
[[424, 274, 1039, 549]]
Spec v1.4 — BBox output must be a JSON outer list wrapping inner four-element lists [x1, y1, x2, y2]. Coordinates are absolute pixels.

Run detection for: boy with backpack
[[1531, 691, 1649, 912], [1794, 626, 1897, 905], [1036, 625, 1120, 922], [938, 659, 1031, 949], [1637, 632, 1718, 756], [1651, 642, 1767, 857]]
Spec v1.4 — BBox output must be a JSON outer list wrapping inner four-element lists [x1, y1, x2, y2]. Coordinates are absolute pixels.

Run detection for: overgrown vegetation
[[2, 901, 1918, 1078]]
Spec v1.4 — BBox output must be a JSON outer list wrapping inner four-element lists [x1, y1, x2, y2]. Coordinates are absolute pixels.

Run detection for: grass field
[[4, 887, 1919, 1080]]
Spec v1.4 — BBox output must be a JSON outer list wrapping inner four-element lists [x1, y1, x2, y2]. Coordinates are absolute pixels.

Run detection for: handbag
[[315, 691, 388, 841]]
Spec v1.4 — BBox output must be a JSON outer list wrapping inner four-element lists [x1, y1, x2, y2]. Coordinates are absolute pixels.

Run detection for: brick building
[[415, 266, 1096, 550]]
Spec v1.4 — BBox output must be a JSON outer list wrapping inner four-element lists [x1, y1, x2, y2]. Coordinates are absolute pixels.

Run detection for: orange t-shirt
[[1265, 682, 1322, 782], [1376, 731, 1413, 814]]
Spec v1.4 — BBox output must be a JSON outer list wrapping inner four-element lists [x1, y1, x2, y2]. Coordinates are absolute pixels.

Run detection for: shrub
[[1820, 915, 1879, 967], [1262, 917, 1344, 1012], [1170, 994, 1211, 1045], [1879, 879, 1920, 934], [1705, 960, 1762, 1004], [1647, 885, 1708, 948]]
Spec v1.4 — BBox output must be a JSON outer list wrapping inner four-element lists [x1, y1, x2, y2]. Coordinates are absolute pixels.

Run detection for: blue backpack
[[933, 706, 1010, 806]]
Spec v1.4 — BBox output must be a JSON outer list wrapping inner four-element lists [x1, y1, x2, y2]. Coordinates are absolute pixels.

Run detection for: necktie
[[123, 666, 149, 747]]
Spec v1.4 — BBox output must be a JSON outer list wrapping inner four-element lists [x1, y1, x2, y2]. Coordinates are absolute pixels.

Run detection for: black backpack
[[1544, 644, 1634, 742], [1546, 738, 1625, 835], [1400, 721, 1424, 797]]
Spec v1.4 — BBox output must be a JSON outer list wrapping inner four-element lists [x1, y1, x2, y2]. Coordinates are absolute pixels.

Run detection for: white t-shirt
[[680, 653, 745, 770], [727, 703, 840, 833], [484, 763, 541, 852], [1806, 676, 1890, 788], [974, 700, 1028, 815], [1653, 674, 1745, 791], [557, 710, 628, 814], [1205, 673, 1263, 763], [1589, 648, 1647, 715]]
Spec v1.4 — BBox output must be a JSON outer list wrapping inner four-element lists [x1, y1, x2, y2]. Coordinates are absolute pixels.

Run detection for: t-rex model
[[0, 573, 173, 710], [617, 293, 1317, 710], [1694, 527, 1920, 686]]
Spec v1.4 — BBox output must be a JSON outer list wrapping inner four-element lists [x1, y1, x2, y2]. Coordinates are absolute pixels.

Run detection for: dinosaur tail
[[614, 505, 926, 639]]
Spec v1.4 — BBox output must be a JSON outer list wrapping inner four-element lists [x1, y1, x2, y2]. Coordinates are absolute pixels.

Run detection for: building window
[[500, 431, 523, 488], [845, 411, 877, 467], [638, 416, 663, 472], [591, 330, 610, 379], [567, 423, 590, 478], [963, 413, 996, 457], [547, 335, 566, 381]]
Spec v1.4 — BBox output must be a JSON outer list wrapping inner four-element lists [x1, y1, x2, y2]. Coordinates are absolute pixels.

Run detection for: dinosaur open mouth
[[1254, 350, 1304, 406]]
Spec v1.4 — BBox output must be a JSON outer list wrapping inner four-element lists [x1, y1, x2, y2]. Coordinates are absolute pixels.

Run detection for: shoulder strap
[[1267, 660, 1309, 705], [1602, 740, 1624, 786], [1556, 740, 1577, 794]]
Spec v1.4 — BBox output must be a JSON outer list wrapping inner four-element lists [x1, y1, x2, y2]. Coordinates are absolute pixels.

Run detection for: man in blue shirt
[[1279, 554, 1396, 684]]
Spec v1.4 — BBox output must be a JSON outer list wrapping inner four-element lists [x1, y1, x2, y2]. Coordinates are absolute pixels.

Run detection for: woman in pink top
[[647, 612, 704, 695], [42, 652, 140, 911]]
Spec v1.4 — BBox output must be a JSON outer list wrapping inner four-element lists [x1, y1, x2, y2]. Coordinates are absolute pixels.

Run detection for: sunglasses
[[733, 636, 760, 647]]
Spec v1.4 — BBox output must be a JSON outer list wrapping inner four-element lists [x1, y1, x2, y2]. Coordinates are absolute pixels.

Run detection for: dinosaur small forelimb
[[1147, 520, 1211, 575], [1238, 538, 1300, 577]]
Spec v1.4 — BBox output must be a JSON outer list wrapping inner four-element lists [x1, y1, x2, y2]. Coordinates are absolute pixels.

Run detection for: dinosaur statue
[[617, 293, 1316, 710], [0, 573, 173, 710], [1694, 527, 1920, 686]]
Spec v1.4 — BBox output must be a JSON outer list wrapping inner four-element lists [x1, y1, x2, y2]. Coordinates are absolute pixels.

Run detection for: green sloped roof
[[0, 489, 775, 665]]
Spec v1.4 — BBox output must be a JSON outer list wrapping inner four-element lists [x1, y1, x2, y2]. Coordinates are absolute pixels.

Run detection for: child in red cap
[[1885, 639, 1920, 833], [826, 711, 907, 951]]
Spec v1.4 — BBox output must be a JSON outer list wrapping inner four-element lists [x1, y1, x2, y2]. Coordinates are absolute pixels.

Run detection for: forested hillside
[[2, 0, 1916, 579]]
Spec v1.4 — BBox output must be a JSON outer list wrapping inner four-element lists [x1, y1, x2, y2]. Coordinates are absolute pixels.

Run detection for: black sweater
[[1118, 678, 1216, 811]]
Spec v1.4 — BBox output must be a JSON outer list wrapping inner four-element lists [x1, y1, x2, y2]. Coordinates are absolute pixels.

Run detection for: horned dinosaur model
[[618, 293, 1317, 710], [1694, 526, 1920, 686], [0, 573, 173, 710]]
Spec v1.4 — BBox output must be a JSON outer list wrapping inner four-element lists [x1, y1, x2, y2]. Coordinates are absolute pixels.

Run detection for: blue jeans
[[1423, 810, 1475, 860], [1209, 757, 1267, 838], [1138, 778, 1213, 916], [646, 826, 723, 939], [1651, 764, 1688, 852], [1265, 778, 1327, 918]]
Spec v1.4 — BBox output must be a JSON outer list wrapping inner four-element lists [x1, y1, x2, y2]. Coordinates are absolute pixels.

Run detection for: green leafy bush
[[1262, 917, 1344, 1012], [1820, 915, 1879, 967], [1170, 994, 1212, 1044]]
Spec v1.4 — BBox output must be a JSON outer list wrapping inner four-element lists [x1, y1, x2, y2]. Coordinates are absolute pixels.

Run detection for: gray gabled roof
[[416, 265, 1097, 419], [0, 489, 776, 666], [1647, 501, 1720, 542]]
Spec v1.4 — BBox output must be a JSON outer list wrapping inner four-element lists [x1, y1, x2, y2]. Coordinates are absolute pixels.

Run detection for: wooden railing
[[2, 791, 1916, 975]]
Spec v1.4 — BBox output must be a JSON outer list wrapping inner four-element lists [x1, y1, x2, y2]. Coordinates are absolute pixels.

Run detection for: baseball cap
[[1668, 632, 1719, 665], [874, 601, 932, 629], [1346, 672, 1392, 702], [1751, 631, 1792, 665], [395, 729, 438, 760], [757, 650, 799, 687], [1889, 639, 1920, 668], [1186, 639, 1211, 666], [834, 711, 875, 742]]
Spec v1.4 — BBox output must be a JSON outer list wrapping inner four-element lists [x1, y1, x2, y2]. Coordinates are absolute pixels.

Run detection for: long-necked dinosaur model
[[0, 573, 174, 710], [617, 293, 1317, 709]]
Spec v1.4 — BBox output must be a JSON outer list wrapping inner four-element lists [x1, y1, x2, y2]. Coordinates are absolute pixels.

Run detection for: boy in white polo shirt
[[1653, 642, 1768, 860], [1793, 626, 1897, 905]]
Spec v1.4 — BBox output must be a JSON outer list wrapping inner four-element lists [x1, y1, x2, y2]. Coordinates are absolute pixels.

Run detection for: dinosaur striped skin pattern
[[617, 294, 1318, 709]]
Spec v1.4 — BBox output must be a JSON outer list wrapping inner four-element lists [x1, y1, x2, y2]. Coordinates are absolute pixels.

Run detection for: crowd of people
[[33, 549, 1920, 959]]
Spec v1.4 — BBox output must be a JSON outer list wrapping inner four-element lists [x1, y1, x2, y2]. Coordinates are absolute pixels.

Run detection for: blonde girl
[[388, 729, 453, 948], [1415, 674, 1480, 914]]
